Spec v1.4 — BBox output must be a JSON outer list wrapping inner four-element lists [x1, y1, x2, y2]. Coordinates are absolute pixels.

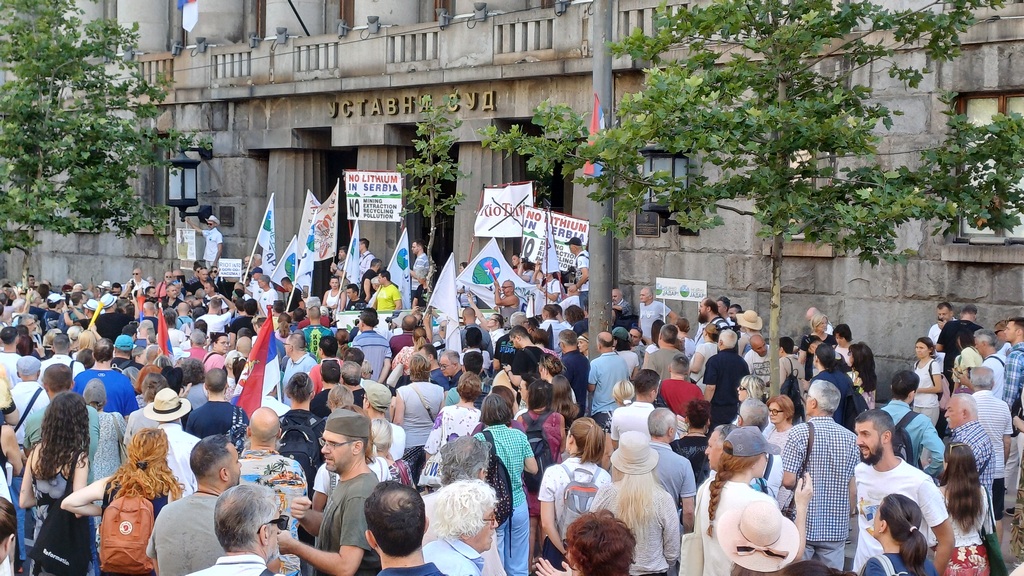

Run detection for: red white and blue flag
[[235, 307, 281, 416], [177, 0, 199, 32], [582, 93, 605, 177]]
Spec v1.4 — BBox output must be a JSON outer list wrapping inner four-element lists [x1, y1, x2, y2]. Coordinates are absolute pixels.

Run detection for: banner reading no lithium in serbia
[[520, 208, 589, 272], [345, 170, 403, 222]]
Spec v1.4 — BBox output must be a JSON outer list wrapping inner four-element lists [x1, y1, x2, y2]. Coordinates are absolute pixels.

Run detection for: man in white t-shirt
[[852, 409, 953, 572], [637, 287, 677, 342], [11, 356, 49, 446], [743, 334, 771, 385], [189, 215, 224, 267], [610, 369, 659, 445], [975, 329, 1006, 401], [928, 301, 953, 365], [567, 237, 589, 308]]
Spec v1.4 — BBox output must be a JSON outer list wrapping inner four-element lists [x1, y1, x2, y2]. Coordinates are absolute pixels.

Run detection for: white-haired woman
[[423, 479, 499, 576]]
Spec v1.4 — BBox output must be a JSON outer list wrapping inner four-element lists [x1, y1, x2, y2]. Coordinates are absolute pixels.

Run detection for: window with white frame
[[959, 94, 1024, 242]]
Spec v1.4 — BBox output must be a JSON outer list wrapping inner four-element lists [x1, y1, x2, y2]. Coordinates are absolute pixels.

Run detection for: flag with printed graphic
[[313, 182, 340, 261], [295, 228, 315, 293], [343, 220, 362, 287], [256, 193, 278, 268], [427, 255, 460, 322], [385, 228, 411, 309], [270, 235, 298, 287], [455, 238, 538, 309]]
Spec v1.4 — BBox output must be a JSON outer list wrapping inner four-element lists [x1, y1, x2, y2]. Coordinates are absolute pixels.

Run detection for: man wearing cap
[[11, 356, 47, 444], [111, 335, 142, 372], [363, 380, 406, 461], [146, 387, 201, 496], [566, 237, 589, 308], [282, 409, 382, 576], [189, 215, 224, 268], [43, 293, 64, 331], [73, 338, 138, 419]]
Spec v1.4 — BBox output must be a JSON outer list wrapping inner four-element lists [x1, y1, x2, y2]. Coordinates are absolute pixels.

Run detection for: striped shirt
[[973, 390, 1012, 480]]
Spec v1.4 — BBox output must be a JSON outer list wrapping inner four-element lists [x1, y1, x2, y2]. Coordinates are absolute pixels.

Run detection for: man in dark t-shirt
[[936, 304, 984, 380], [185, 368, 248, 440], [94, 304, 133, 342]]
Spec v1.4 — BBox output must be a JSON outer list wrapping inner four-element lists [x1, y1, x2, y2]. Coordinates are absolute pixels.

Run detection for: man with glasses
[[283, 410, 381, 576], [236, 408, 308, 576], [186, 483, 285, 576], [188, 215, 224, 269], [493, 280, 521, 323]]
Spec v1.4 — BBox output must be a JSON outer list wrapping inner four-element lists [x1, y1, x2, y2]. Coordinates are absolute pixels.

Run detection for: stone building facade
[[9, 0, 1024, 393]]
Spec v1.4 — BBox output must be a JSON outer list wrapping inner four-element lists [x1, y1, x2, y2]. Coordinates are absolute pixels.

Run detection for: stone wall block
[[944, 264, 993, 302], [725, 254, 770, 292], [899, 259, 948, 300]]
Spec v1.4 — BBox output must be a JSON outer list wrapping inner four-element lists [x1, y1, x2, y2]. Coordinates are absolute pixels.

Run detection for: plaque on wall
[[635, 211, 661, 237]]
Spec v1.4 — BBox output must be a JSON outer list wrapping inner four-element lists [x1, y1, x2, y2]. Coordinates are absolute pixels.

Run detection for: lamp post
[[639, 146, 693, 233], [166, 148, 212, 221]]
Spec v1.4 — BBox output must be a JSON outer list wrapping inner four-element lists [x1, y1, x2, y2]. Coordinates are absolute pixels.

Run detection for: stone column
[[355, 146, 414, 259], [267, 0, 325, 37], [267, 150, 329, 245], [117, 0, 168, 53], [454, 142, 526, 263], [192, 0, 245, 44]]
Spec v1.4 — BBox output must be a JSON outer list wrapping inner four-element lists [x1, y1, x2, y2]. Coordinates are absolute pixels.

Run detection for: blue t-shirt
[[862, 553, 939, 576], [73, 369, 138, 418]]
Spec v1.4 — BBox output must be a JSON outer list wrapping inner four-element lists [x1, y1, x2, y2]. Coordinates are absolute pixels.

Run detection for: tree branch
[[715, 203, 755, 216]]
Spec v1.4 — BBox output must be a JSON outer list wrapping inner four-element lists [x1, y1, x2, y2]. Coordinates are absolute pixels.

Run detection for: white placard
[[655, 277, 708, 302], [345, 170, 403, 222], [218, 258, 243, 279], [520, 208, 589, 272], [176, 228, 196, 261]]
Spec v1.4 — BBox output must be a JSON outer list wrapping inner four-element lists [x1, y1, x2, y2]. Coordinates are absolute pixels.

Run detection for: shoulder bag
[[981, 487, 1008, 576]]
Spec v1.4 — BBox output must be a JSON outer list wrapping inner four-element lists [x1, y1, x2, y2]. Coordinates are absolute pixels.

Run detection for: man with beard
[[851, 409, 953, 573], [281, 410, 381, 576], [692, 297, 728, 346]]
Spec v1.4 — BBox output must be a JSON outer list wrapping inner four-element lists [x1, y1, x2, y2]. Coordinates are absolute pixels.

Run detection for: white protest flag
[[343, 220, 362, 286], [313, 182, 340, 261], [427, 255, 460, 322], [387, 228, 411, 309], [525, 292, 536, 318], [456, 238, 537, 309], [270, 235, 298, 287], [295, 227, 316, 293], [473, 182, 534, 238], [255, 193, 278, 268], [542, 211, 562, 278], [297, 190, 321, 247]]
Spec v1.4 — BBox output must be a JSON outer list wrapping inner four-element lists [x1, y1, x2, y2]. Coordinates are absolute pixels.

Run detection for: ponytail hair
[[568, 417, 605, 465], [878, 494, 929, 576]]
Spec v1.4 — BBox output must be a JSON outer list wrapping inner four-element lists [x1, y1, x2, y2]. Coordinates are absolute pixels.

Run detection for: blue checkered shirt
[[951, 419, 995, 493], [782, 416, 859, 542], [1004, 343, 1024, 405]]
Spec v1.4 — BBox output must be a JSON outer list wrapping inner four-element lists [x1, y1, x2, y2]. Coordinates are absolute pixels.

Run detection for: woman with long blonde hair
[[592, 430, 679, 575], [62, 428, 182, 518]]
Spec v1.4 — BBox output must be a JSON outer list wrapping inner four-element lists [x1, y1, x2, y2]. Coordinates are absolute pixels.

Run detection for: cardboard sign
[[176, 228, 196, 261]]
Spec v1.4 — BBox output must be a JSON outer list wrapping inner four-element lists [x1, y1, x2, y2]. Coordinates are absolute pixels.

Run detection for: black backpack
[[892, 411, 922, 469], [780, 362, 804, 422], [522, 412, 556, 493], [481, 430, 514, 526], [842, 387, 869, 432], [278, 413, 323, 494]]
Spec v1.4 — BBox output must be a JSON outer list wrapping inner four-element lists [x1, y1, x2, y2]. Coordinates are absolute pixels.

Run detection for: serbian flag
[[582, 93, 605, 177], [156, 305, 173, 357], [178, 0, 199, 32], [235, 307, 281, 416]]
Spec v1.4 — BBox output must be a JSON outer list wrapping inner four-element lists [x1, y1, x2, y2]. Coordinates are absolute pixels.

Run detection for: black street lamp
[[639, 146, 696, 234], [167, 148, 213, 221]]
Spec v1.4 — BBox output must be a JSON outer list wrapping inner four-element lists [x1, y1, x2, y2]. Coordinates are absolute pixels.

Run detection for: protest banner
[[218, 259, 243, 279], [520, 208, 589, 272], [345, 171, 403, 222], [313, 182, 340, 260], [176, 228, 196, 261], [655, 277, 708, 302], [474, 182, 533, 238]]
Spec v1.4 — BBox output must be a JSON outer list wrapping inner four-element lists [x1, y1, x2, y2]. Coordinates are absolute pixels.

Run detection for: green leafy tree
[[485, 0, 1024, 392], [398, 95, 466, 289], [0, 0, 189, 279]]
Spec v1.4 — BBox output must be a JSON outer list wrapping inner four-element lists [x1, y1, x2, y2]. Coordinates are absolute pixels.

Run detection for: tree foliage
[[0, 0, 189, 260], [483, 0, 1024, 392], [398, 95, 466, 284]]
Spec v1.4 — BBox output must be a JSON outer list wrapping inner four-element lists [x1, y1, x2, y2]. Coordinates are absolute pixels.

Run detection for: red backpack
[[99, 492, 155, 575]]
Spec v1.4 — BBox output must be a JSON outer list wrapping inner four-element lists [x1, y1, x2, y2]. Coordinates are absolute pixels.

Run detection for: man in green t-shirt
[[280, 409, 380, 576], [23, 364, 99, 481]]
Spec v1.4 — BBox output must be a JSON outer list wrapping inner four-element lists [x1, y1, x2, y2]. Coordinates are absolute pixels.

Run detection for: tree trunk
[[20, 245, 30, 289], [769, 233, 783, 396]]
